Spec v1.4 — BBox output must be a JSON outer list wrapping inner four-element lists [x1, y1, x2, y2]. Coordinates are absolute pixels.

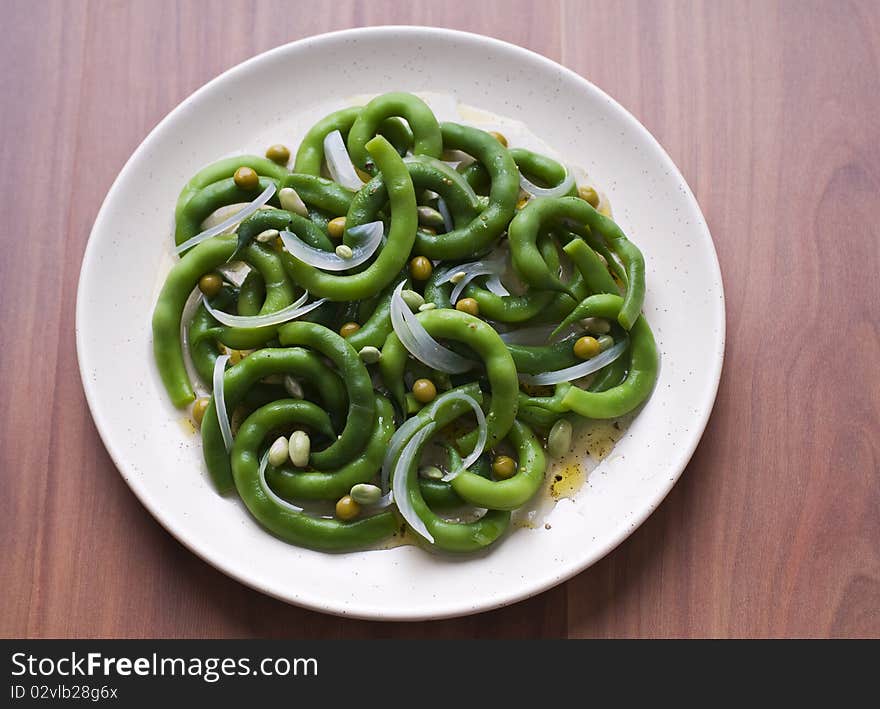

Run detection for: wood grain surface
[[1, 0, 878, 638]]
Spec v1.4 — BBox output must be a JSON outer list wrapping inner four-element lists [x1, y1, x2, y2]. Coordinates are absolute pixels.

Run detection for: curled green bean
[[509, 197, 645, 329], [232, 399, 397, 551]]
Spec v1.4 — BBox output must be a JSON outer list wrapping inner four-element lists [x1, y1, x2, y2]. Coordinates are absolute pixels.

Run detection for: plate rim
[[76, 25, 725, 621]]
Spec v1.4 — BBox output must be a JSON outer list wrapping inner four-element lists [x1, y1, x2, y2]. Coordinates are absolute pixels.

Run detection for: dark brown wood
[[1, 0, 877, 638]]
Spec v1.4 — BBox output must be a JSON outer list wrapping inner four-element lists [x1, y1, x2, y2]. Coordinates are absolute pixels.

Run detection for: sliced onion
[[380, 414, 429, 492], [519, 167, 575, 199], [393, 424, 437, 543], [390, 282, 473, 373], [519, 338, 628, 386], [498, 324, 557, 344], [175, 183, 276, 254], [258, 451, 304, 513], [216, 264, 249, 287], [279, 221, 382, 271], [439, 260, 505, 304], [440, 394, 487, 482], [323, 129, 363, 191], [203, 291, 327, 328], [484, 273, 510, 296], [436, 197, 453, 232], [212, 354, 233, 452]]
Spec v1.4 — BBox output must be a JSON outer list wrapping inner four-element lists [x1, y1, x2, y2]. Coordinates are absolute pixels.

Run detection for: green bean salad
[[152, 92, 659, 554]]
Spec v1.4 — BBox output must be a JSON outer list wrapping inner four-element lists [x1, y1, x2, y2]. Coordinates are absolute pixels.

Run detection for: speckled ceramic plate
[[76, 27, 724, 620]]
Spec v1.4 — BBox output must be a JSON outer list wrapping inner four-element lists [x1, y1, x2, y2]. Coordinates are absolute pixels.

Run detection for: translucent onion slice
[[439, 260, 506, 304], [380, 414, 429, 492], [258, 451, 304, 513], [439, 394, 487, 482], [279, 220, 382, 271], [436, 197, 453, 232], [450, 265, 496, 303], [323, 129, 363, 191], [519, 338, 628, 386], [174, 183, 276, 254], [484, 273, 510, 296], [390, 282, 473, 373], [498, 324, 557, 344], [212, 354, 233, 452], [519, 167, 575, 199], [393, 424, 437, 543], [203, 291, 327, 328]]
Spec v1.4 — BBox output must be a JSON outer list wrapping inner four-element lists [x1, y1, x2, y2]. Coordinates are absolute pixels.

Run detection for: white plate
[[76, 27, 724, 620]]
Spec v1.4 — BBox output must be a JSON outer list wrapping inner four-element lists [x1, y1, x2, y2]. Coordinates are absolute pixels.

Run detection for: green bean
[[413, 123, 518, 259], [201, 348, 348, 493], [379, 308, 518, 449], [174, 176, 281, 249], [461, 235, 564, 323], [236, 270, 265, 317], [188, 286, 235, 385], [509, 196, 645, 329], [556, 295, 658, 417], [505, 334, 581, 375], [343, 278, 400, 351], [510, 147, 577, 196], [153, 235, 293, 407], [457, 160, 491, 195], [276, 321, 375, 469], [231, 399, 397, 551], [266, 395, 395, 501], [343, 155, 481, 245], [347, 92, 442, 170], [293, 106, 362, 175], [392, 389, 510, 552], [450, 420, 546, 510], [194, 235, 298, 351], [563, 236, 618, 295], [280, 136, 417, 301], [294, 106, 416, 176], [175, 155, 288, 222], [588, 352, 629, 392], [282, 174, 354, 216]]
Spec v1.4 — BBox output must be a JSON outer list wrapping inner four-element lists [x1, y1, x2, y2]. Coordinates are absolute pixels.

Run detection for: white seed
[[419, 465, 444, 480], [449, 270, 467, 284], [255, 228, 280, 243], [400, 289, 425, 311], [279, 187, 308, 216], [419, 302, 437, 311], [597, 334, 615, 352], [335, 244, 353, 259], [288, 431, 310, 467], [268, 436, 289, 467], [547, 419, 573, 459], [283, 376, 303, 398], [358, 346, 381, 364], [350, 483, 382, 505], [580, 317, 611, 334]]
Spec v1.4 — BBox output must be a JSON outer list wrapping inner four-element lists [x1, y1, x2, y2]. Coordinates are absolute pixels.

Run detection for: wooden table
[[2, 0, 877, 638]]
